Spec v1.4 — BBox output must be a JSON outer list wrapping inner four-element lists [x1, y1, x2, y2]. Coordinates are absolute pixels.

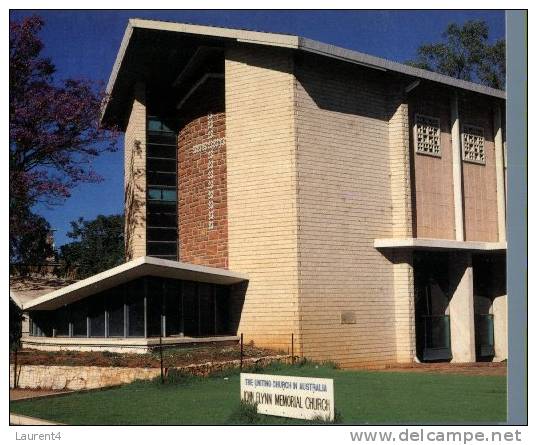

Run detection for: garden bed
[[11, 344, 278, 368]]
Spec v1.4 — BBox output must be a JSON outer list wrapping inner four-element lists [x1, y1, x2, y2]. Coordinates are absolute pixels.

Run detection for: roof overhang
[[23, 256, 248, 311], [374, 238, 507, 252], [10, 292, 24, 309], [101, 18, 505, 129]]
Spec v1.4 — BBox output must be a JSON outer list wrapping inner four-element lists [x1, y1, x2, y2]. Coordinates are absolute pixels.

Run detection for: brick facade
[[177, 80, 229, 268], [409, 86, 456, 240], [459, 96, 499, 242]]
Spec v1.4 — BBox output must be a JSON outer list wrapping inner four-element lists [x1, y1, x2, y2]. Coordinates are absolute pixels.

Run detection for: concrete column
[[391, 249, 415, 363], [492, 294, 508, 361], [494, 105, 507, 242], [450, 93, 465, 241], [449, 252, 476, 362]]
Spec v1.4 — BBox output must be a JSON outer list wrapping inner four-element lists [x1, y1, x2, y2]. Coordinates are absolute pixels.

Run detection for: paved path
[[10, 388, 68, 401], [381, 362, 507, 376], [10, 413, 64, 425]]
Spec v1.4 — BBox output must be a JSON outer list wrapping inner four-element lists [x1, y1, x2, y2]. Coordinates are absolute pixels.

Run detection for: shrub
[[227, 401, 262, 424]]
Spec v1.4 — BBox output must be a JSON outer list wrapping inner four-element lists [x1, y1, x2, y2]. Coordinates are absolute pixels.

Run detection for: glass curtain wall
[[29, 277, 231, 339]]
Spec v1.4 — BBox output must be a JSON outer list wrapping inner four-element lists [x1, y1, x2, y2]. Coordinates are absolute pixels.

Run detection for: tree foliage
[[59, 214, 125, 278], [406, 20, 505, 89], [9, 15, 117, 257], [10, 208, 54, 264], [10, 298, 23, 351]]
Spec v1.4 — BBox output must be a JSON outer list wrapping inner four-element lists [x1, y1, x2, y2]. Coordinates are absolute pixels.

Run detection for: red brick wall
[[177, 81, 228, 268], [459, 96, 499, 242], [409, 86, 456, 239]]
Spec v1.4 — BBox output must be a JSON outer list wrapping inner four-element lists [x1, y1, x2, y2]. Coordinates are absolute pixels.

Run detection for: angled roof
[[10, 275, 78, 309], [22, 256, 248, 311], [101, 18, 505, 127]]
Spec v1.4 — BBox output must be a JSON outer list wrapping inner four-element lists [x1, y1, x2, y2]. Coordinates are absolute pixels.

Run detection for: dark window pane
[[127, 280, 145, 337], [147, 212, 177, 227], [108, 288, 125, 337], [199, 284, 215, 336], [148, 144, 176, 159], [148, 188, 177, 202], [55, 306, 70, 336], [148, 171, 176, 186], [165, 280, 182, 336], [148, 202, 177, 214], [215, 286, 230, 335], [148, 158, 176, 173], [71, 300, 88, 337], [89, 293, 106, 337], [147, 117, 173, 133], [147, 227, 177, 242], [147, 277, 163, 337], [183, 282, 198, 336], [148, 188, 162, 200], [147, 241, 177, 256], [147, 133, 177, 145], [30, 312, 52, 337], [161, 189, 177, 202]]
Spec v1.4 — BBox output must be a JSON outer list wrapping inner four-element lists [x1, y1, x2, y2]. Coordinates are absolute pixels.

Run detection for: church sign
[[240, 373, 334, 421]]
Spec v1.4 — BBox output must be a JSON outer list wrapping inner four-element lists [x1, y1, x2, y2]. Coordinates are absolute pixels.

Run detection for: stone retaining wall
[[10, 355, 291, 391]]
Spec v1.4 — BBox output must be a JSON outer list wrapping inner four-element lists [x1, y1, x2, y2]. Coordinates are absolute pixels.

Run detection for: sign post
[[240, 373, 334, 421]]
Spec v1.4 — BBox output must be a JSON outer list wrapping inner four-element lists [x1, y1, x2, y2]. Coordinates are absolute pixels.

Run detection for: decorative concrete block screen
[[414, 114, 441, 157], [462, 124, 486, 164]]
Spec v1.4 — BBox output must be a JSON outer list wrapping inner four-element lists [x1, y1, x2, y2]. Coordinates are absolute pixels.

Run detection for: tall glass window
[[127, 280, 145, 337], [199, 283, 215, 336], [183, 281, 199, 336], [107, 286, 125, 337], [147, 277, 163, 337], [71, 300, 88, 337], [165, 279, 182, 336], [215, 285, 230, 335], [89, 292, 106, 337], [55, 306, 70, 337], [146, 116, 178, 260]]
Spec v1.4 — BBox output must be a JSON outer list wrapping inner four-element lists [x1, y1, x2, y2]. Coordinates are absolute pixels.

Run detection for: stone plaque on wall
[[341, 311, 356, 324]]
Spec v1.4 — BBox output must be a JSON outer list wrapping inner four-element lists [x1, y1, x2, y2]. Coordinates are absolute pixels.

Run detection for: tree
[[10, 298, 23, 351], [59, 214, 125, 279], [10, 208, 54, 265], [9, 16, 117, 256], [406, 20, 505, 89]]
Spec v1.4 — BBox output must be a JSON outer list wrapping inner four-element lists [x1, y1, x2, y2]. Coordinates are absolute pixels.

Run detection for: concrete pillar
[[391, 250, 416, 363], [450, 93, 465, 241], [494, 105, 507, 242], [449, 252, 476, 362], [492, 294, 508, 361]]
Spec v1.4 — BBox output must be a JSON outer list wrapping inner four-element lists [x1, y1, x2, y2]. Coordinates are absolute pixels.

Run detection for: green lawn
[[10, 362, 506, 425]]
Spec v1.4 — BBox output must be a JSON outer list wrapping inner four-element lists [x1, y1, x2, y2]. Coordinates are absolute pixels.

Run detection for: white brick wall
[[225, 45, 300, 352], [294, 57, 411, 366], [124, 82, 147, 260]]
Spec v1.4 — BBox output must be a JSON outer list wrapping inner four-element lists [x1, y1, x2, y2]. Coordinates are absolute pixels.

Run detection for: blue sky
[[10, 10, 505, 247]]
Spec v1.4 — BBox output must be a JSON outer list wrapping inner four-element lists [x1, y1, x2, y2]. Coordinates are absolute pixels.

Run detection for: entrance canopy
[[374, 237, 507, 252], [22, 256, 248, 311]]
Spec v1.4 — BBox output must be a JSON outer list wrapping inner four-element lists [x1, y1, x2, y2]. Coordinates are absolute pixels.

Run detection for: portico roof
[[374, 237, 507, 252], [101, 18, 505, 129], [22, 256, 248, 311]]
